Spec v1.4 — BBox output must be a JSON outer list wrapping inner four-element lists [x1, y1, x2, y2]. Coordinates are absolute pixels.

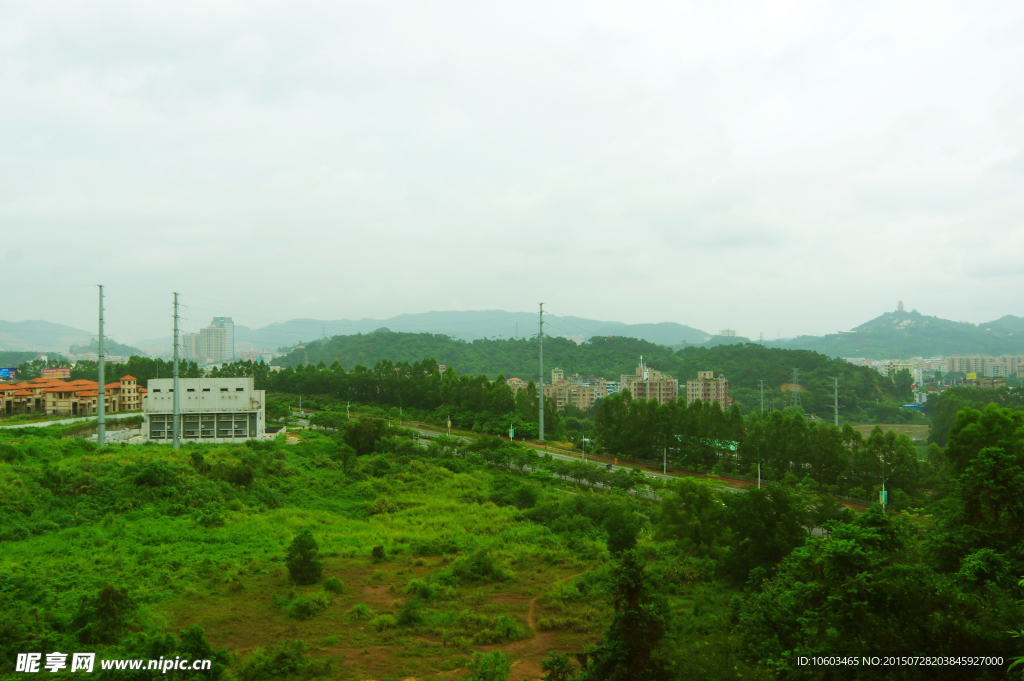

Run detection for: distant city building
[[898, 300, 905, 312], [507, 377, 528, 394], [719, 329, 737, 337], [686, 371, 729, 409], [540, 369, 617, 411], [885, 361, 923, 385], [181, 318, 235, 364], [142, 377, 266, 443], [182, 333, 199, 360], [946, 354, 1024, 376], [212, 317, 235, 362], [620, 358, 678, 405]]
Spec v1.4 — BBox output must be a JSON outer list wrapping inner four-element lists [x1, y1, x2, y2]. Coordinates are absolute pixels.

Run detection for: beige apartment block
[[686, 370, 730, 409], [620, 360, 679, 405]]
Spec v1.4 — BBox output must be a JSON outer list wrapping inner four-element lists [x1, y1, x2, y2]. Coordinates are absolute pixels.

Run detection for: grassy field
[[851, 423, 930, 441]]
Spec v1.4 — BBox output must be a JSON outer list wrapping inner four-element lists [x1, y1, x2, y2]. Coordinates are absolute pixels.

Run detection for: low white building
[[142, 377, 266, 443]]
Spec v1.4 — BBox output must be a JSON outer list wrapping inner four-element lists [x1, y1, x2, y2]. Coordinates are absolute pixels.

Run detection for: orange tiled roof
[[121, 375, 136, 381], [75, 391, 99, 397], [140, 387, 148, 393], [12, 390, 33, 396], [105, 382, 120, 389]]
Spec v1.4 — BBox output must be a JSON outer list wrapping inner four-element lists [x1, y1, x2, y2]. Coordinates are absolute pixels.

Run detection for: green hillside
[[270, 332, 908, 422], [773, 309, 1024, 358], [1, 405, 1020, 679], [69, 338, 145, 358]]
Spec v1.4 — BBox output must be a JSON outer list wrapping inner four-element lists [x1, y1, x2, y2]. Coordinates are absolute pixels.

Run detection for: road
[[0, 413, 142, 430], [403, 425, 747, 495]]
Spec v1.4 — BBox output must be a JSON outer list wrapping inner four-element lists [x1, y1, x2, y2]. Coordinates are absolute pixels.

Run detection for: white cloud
[[1, 0, 1023, 340]]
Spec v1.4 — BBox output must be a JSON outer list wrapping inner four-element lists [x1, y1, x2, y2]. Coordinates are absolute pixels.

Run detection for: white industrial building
[[142, 377, 266, 443]]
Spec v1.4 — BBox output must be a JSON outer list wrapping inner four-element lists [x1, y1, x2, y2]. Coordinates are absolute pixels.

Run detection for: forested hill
[[271, 332, 677, 379], [772, 309, 1024, 358], [270, 331, 903, 418]]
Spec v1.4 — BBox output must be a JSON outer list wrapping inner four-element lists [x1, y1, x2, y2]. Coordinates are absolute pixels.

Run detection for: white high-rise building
[[212, 317, 235, 361]]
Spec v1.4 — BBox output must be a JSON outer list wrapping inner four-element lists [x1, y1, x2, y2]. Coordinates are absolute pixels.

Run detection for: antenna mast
[[538, 303, 544, 442], [173, 293, 181, 449], [790, 368, 802, 408], [97, 285, 105, 446]]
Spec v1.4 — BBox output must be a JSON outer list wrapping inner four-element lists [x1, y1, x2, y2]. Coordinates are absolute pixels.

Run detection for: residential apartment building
[[507, 377, 528, 394], [142, 377, 266, 443], [211, 317, 235, 361], [620, 360, 679, 406], [1, 376, 145, 416], [886, 361, 923, 385], [685, 371, 730, 409], [946, 354, 1024, 376], [181, 317, 236, 364]]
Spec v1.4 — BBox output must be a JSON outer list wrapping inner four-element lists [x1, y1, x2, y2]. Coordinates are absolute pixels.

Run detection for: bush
[[397, 598, 424, 627], [371, 614, 397, 631], [236, 639, 331, 680], [323, 577, 344, 594], [541, 652, 576, 681], [371, 545, 386, 563], [289, 591, 332, 620], [347, 604, 374, 621], [287, 530, 323, 585], [466, 650, 512, 681], [406, 578, 438, 600], [472, 615, 525, 644]]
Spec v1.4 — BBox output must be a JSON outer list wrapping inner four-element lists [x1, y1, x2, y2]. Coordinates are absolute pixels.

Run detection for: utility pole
[[172, 292, 181, 450], [757, 446, 761, 489], [538, 303, 544, 442], [833, 377, 839, 426], [790, 368, 802, 408], [97, 285, 106, 446], [759, 379, 766, 414], [663, 435, 667, 475]]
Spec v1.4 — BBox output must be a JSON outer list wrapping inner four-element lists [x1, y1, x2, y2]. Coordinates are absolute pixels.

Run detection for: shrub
[[347, 604, 374, 621], [541, 652, 576, 681], [323, 577, 344, 594], [371, 545, 386, 563], [236, 639, 331, 680], [287, 530, 323, 585], [288, 591, 332, 620], [466, 650, 512, 681], [406, 578, 438, 600], [371, 614, 397, 631], [397, 599, 424, 627], [472, 615, 525, 644]]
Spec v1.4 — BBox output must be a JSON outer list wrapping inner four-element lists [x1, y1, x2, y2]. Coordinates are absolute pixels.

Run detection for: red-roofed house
[[43, 375, 143, 416]]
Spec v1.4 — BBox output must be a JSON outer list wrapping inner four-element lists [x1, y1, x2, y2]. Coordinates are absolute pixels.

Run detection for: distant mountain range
[[0, 319, 95, 353], [769, 309, 1024, 359], [136, 311, 712, 353], [6, 308, 1024, 360]]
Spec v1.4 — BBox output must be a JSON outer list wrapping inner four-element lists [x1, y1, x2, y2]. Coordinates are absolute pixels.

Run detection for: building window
[[236, 388, 244, 392], [221, 388, 228, 392], [187, 388, 195, 392], [203, 388, 211, 392]]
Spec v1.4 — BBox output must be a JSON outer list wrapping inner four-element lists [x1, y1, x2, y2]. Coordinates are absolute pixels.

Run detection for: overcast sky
[[2, 0, 1023, 344]]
